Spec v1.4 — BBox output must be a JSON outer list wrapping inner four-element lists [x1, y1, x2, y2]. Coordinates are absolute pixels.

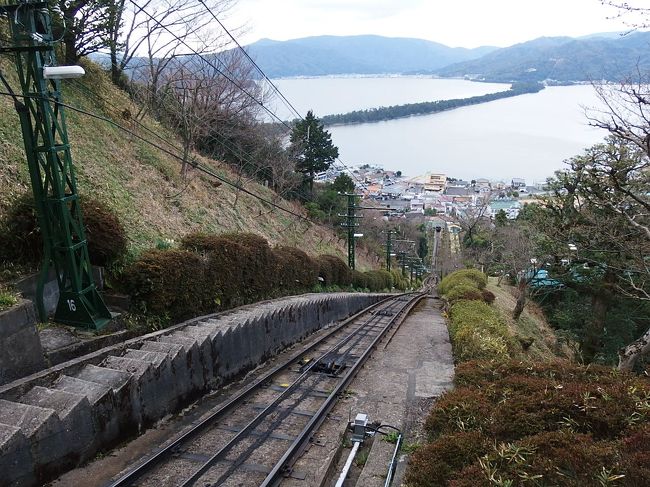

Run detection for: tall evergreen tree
[[290, 110, 339, 192]]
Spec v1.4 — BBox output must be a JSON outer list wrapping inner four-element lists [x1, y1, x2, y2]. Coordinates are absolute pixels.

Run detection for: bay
[[272, 77, 607, 183]]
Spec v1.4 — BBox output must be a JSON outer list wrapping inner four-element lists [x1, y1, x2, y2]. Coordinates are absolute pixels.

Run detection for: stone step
[[19, 386, 94, 463], [158, 334, 210, 390], [123, 349, 178, 414], [74, 363, 137, 429], [53, 375, 120, 448], [53, 375, 112, 405], [0, 398, 64, 476], [102, 356, 155, 424], [0, 423, 35, 486], [75, 363, 132, 395], [140, 341, 193, 400]]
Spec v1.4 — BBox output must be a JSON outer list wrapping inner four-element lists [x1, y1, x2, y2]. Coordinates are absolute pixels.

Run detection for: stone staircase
[[0, 293, 383, 486]]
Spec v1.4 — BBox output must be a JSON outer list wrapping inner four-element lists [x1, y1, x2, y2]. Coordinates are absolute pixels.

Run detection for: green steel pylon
[[0, 1, 111, 329]]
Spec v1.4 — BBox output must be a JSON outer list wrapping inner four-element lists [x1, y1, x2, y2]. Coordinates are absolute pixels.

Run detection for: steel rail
[[260, 292, 427, 487], [179, 301, 400, 485], [106, 293, 409, 487]]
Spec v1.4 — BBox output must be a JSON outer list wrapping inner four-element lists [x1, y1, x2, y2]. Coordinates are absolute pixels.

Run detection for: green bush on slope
[[406, 360, 650, 487]]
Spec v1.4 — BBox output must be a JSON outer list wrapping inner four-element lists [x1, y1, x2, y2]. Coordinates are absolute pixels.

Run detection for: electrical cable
[[195, 0, 302, 121], [65, 76, 318, 204], [128, 0, 293, 132], [182, 0, 368, 189]]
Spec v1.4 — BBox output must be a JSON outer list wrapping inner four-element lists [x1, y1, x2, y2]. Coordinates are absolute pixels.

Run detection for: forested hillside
[[245, 35, 496, 77], [435, 32, 650, 82]]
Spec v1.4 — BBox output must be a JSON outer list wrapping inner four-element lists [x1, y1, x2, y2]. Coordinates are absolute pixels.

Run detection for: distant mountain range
[[245, 32, 650, 83], [245, 35, 497, 78]]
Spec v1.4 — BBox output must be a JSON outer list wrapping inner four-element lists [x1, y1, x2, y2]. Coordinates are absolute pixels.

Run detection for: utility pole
[[399, 251, 407, 277], [339, 193, 362, 270], [385, 229, 395, 271], [0, 1, 111, 329]]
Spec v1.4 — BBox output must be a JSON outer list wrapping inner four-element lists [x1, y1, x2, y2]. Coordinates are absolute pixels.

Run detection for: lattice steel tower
[[0, 1, 111, 328]]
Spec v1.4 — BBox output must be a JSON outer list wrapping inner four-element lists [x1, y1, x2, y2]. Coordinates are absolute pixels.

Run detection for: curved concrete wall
[[0, 292, 385, 486]]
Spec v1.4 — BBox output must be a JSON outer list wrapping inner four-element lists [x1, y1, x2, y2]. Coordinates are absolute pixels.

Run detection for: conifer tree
[[289, 110, 339, 192]]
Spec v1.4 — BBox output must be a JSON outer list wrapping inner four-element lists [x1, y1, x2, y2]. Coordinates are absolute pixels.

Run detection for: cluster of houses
[[325, 165, 547, 221]]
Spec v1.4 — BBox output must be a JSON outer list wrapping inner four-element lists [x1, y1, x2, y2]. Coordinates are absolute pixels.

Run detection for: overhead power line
[[188, 0, 366, 188], [195, 0, 303, 121], [128, 0, 293, 132], [0, 89, 314, 223]]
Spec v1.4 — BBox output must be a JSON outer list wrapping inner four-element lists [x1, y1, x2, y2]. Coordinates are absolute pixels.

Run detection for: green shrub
[[130, 232, 355, 322], [317, 254, 351, 287], [445, 283, 484, 304], [0, 286, 19, 311], [448, 300, 504, 335], [81, 198, 128, 267], [446, 300, 513, 363], [352, 270, 368, 289], [452, 326, 510, 362], [363, 269, 393, 291], [405, 431, 490, 487], [0, 192, 127, 267], [449, 431, 620, 487], [439, 269, 487, 295], [272, 246, 319, 291], [481, 289, 496, 305], [409, 360, 650, 487], [220, 233, 276, 300], [122, 249, 206, 321], [391, 269, 408, 290]]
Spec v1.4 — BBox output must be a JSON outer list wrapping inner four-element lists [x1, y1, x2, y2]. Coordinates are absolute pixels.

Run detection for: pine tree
[[290, 110, 339, 192]]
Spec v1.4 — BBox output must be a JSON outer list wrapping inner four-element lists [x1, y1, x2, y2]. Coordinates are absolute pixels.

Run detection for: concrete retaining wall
[[0, 301, 46, 386], [0, 292, 385, 486]]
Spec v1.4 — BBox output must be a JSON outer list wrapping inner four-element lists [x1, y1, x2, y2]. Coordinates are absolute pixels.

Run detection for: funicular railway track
[[107, 292, 425, 487]]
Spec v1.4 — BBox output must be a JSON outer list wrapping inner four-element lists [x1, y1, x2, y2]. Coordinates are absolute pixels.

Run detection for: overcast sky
[[227, 0, 639, 48]]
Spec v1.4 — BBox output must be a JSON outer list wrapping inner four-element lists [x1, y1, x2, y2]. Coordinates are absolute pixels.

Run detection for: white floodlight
[[389, 253, 396, 256], [43, 65, 86, 79], [353, 233, 364, 238], [568, 243, 578, 251]]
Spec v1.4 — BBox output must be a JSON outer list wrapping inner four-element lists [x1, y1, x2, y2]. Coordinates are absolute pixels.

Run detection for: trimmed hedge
[[125, 232, 387, 322], [363, 270, 393, 292], [438, 268, 487, 295], [448, 300, 513, 362], [317, 254, 352, 287], [438, 269, 513, 363], [273, 246, 319, 291], [0, 192, 127, 267], [122, 249, 206, 320]]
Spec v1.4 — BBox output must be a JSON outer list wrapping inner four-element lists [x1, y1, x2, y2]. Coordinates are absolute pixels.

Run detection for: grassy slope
[[0, 57, 377, 270], [487, 278, 572, 361]]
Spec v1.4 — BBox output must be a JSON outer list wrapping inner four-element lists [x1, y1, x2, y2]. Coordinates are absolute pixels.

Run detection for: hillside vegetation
[[0, 58, 375, 275], [405, 269, 650, 486]]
